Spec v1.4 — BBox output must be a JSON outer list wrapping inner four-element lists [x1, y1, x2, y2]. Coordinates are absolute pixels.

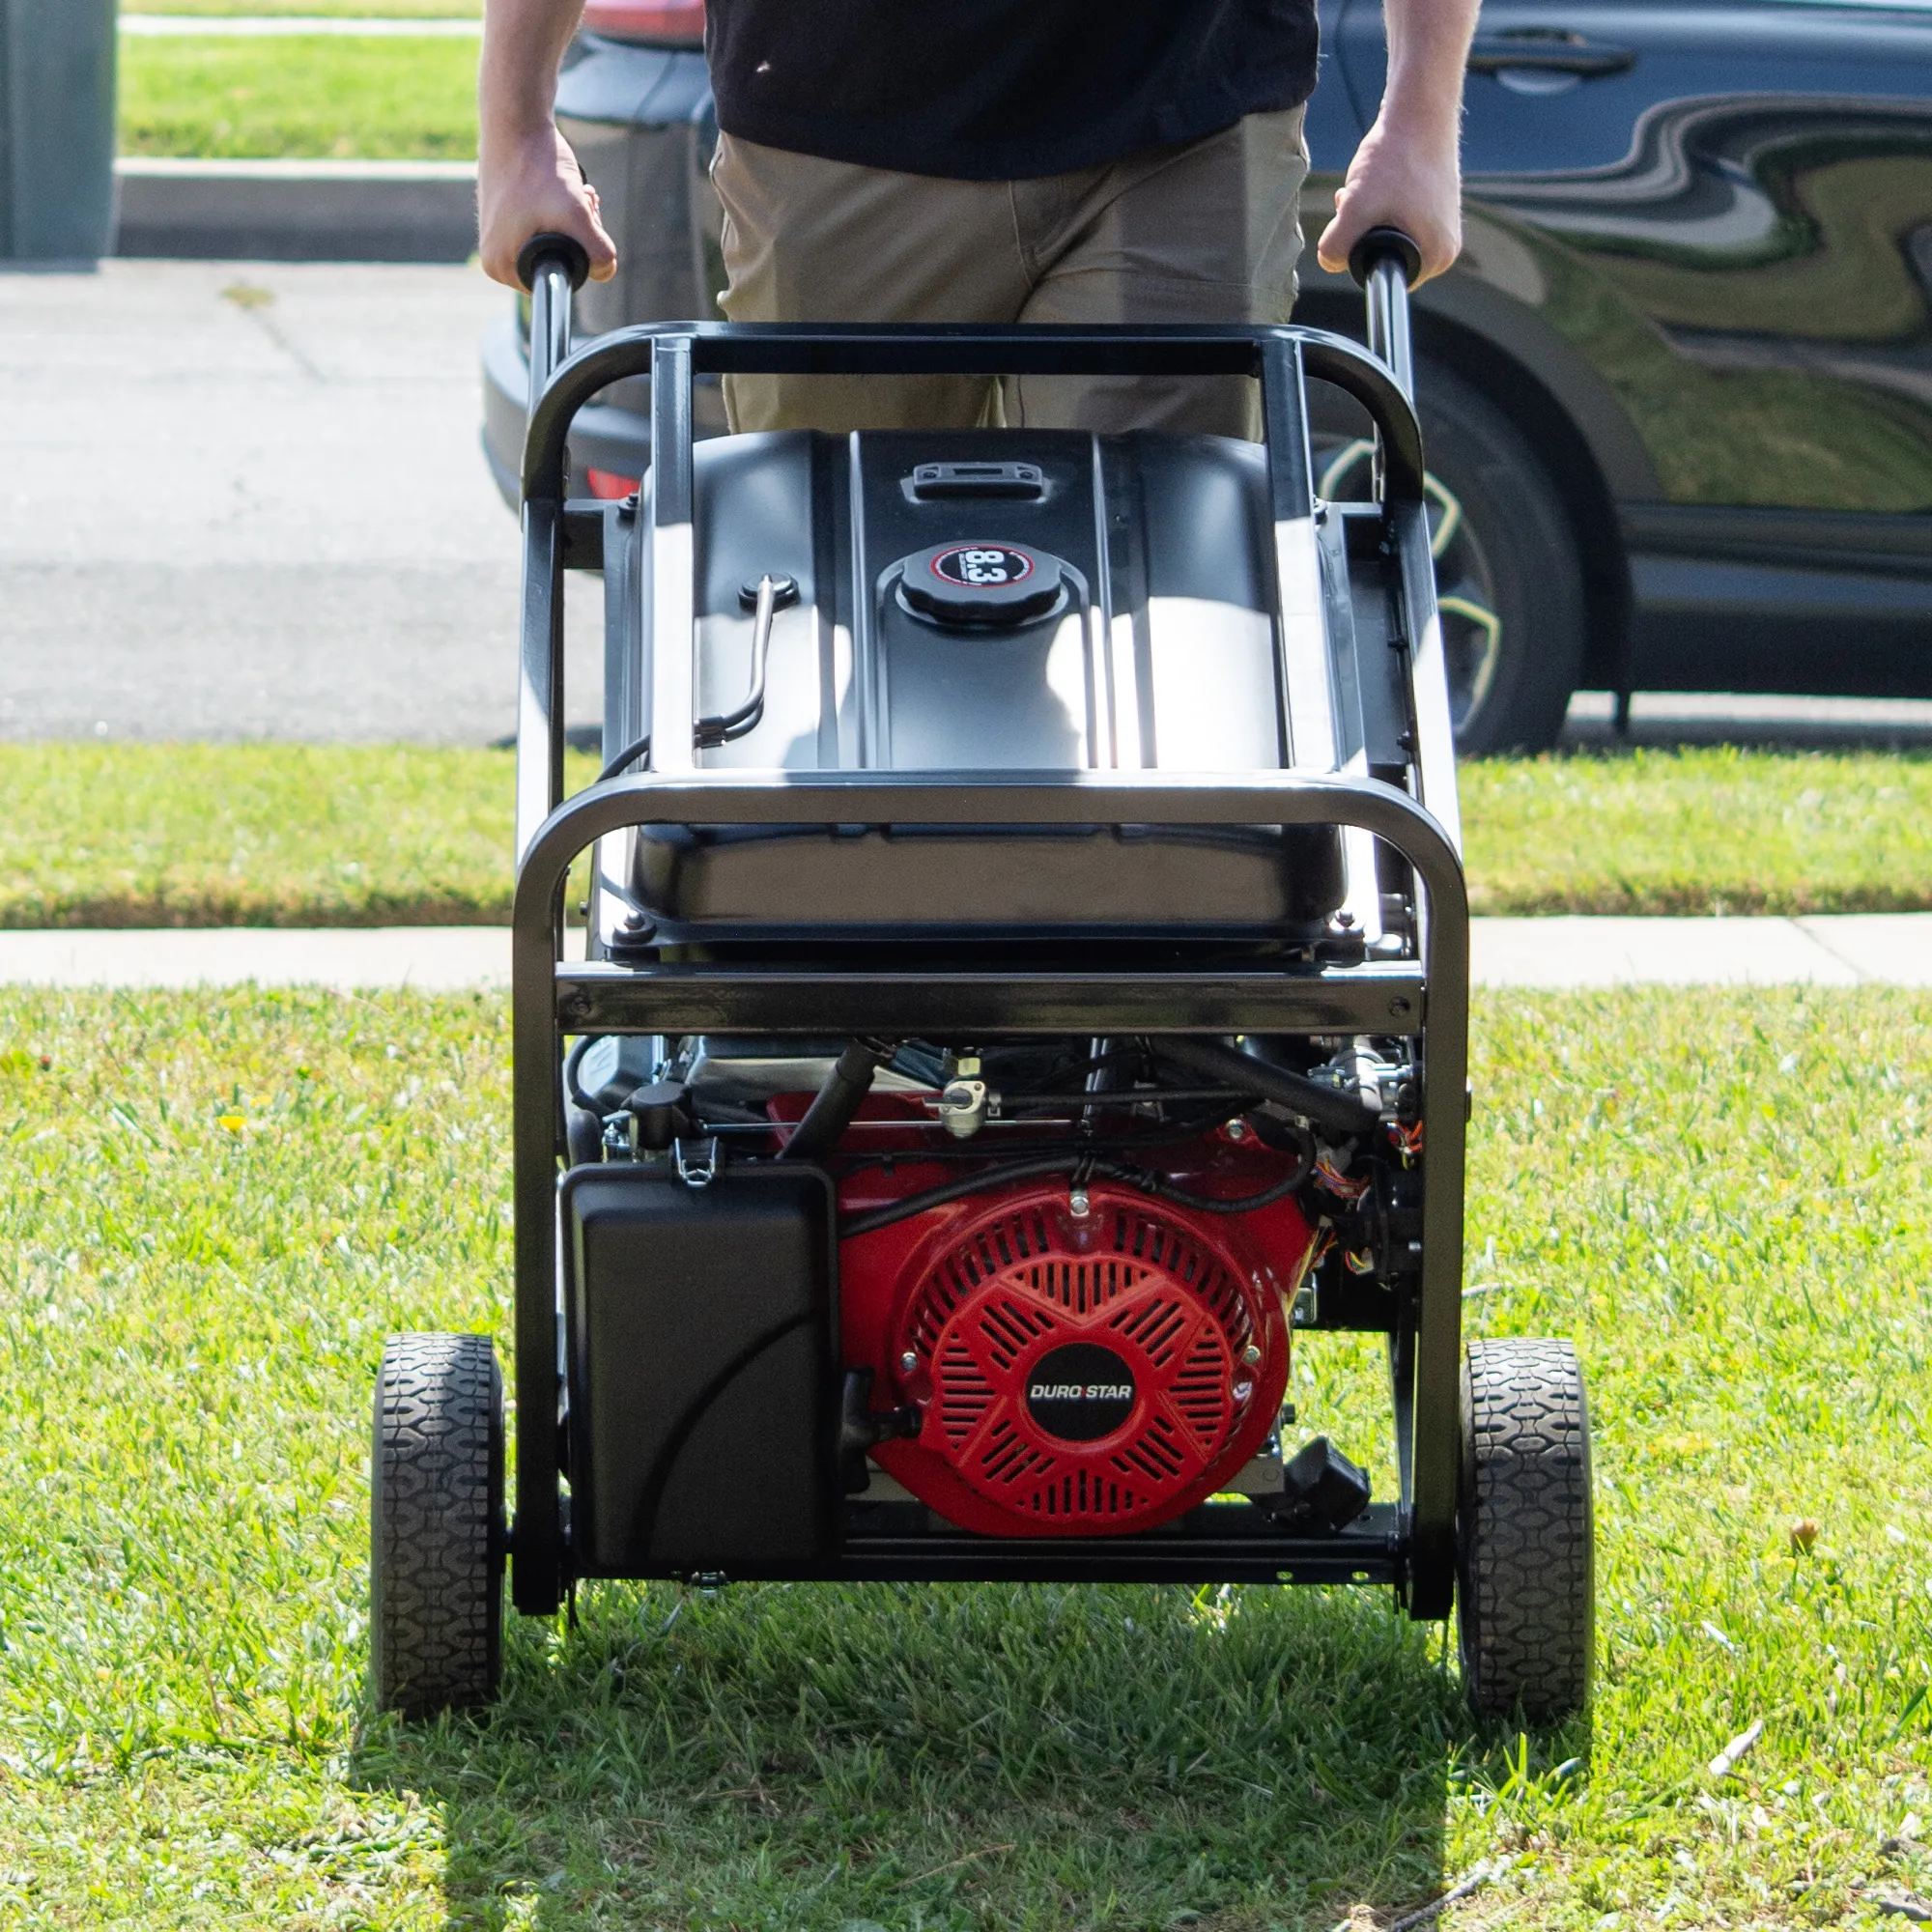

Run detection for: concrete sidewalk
[[1472, 914, 1932, 987], [0, 916, 1925, 992]]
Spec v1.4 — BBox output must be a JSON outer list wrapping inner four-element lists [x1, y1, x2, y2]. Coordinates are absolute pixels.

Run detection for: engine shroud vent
[[860, 1183, 1297, 1537]]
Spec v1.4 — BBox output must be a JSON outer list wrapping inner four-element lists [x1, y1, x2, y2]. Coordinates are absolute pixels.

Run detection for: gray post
[[0, 0, 118, 262]]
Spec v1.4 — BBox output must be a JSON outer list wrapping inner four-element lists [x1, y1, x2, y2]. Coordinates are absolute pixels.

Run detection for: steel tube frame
[[510, 770, 1466, 1616], [521, 321, 1423, 504], [508, 319, 1464, 1622], [575, 1502, 1407, 1587]]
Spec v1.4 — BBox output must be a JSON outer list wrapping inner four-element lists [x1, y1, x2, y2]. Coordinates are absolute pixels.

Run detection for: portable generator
[[369, 228, 1594, 1724]]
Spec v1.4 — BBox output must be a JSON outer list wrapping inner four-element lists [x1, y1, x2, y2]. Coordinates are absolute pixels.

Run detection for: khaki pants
[[713, 107, 1309, 439]]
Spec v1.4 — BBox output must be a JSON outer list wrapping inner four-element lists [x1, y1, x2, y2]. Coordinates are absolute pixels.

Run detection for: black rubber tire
[[370, 1332, 504, 1716], [1458, 1337, 1594, 1723], [1413, 358, 1586, 757]]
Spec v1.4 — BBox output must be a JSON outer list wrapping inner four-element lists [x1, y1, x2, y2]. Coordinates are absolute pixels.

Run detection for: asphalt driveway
[[0, 260, 601, 745], [3, 259, 1927, 751]]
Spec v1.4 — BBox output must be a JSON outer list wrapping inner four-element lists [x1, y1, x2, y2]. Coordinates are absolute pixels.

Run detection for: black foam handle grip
[[515, 231, 592, 294], [1348, 225, 1424, 288]]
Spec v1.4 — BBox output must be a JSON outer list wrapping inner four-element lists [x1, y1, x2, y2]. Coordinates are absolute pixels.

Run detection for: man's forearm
[[1315, 0, 1480, 279], [480, 0, 585, 156], [476, 0, 619, 285], [1378, 0, 1481, 140]]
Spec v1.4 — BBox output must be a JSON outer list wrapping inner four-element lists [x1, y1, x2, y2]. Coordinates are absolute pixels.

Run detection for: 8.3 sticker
[[931, 544, 1035, 588]]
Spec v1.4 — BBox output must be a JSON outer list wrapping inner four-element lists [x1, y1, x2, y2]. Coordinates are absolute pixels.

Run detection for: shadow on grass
[[356, 1577, 1496, 1930]]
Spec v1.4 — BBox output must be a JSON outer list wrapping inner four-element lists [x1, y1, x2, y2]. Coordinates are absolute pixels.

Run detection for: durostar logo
[[1024, 1343, 1138, 1442]]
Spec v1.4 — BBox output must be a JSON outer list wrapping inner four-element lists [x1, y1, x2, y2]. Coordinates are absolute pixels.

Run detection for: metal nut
[[937, 1077, 990, 1140]]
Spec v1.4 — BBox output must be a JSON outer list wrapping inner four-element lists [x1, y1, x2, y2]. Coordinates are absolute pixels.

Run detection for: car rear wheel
[[1319, 358, 1585, 755]]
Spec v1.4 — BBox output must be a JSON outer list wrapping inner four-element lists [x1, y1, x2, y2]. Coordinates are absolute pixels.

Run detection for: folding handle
[[1348, 226, 1423, 289], [515, 230, 591, 294], [517, 231, 590, 412], [1349, 226, 1419, 401]]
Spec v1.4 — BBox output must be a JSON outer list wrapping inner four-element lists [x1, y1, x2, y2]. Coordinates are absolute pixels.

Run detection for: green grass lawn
[[1, 986, 1928, 1926], [1460, 748, 1932, 917], [0, 744, 1927, 928], [119, 34, 478, 161], [0, 746, 593, 929]]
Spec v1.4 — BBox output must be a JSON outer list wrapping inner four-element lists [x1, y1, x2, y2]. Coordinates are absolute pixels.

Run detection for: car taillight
[[586, 469, 642, 500], [580, 0, 705, 45]]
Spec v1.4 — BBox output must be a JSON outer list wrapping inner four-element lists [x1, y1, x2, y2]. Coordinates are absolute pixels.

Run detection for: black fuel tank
[[621, 428, 1369, 940]]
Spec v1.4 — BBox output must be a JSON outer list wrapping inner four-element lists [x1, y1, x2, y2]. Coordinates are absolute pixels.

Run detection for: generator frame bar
[[514, 321, 1427, 860], [574, 1502, 1407, 1587], [509, 312, 1464, 1623], [521, 320, 1425, 505], [552, 960, 1426, 1037], [509, 770, 1467, 1618]]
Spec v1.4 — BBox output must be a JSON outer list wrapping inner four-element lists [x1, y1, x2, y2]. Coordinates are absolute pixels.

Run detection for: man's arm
[[477, 0, 619, 287], [1316, 0, 1482, 285]]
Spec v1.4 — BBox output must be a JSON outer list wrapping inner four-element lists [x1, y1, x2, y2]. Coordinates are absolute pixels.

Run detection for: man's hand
[[1317, 113, 1462, 284], [1316, 0, 1481, 286], [477, 0, 619, 289], [478, 125, 618, 288]]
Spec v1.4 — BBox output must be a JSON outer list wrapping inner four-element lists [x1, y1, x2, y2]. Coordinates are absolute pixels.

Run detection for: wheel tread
[[370, 1331, 502, 1715], [1459, 1336, 1594, 1721]]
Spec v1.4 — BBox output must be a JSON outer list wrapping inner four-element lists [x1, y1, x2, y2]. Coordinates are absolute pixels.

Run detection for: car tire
[[1419, 360, 1587, 754], [370, 1332, 504, 1717], [1458, 1337, 1595, 1723], [1318, 358, 1587, 754]]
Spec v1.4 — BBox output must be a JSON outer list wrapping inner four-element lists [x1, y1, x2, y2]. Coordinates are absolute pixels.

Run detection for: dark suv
[[482, 0, 1932, 753]]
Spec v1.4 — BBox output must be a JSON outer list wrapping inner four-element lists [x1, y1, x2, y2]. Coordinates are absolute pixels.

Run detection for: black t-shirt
[[705, 1, 1321, 182]]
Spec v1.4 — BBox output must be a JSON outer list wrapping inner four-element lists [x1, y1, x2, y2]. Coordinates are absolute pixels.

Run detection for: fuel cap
[[897, 541, 1066, 628]]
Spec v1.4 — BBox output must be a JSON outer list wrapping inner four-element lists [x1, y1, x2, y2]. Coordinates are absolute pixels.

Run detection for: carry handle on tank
[[517, 231, 591, 414], [1348, 225, 1420, 401]]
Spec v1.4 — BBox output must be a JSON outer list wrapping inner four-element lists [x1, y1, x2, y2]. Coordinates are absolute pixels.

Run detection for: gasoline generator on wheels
[[369, 228, 1593, 1723]]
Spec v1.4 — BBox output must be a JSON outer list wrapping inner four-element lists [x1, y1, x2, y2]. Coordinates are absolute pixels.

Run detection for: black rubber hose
[[1007, 1087, 1252, 1109], [830, 1114, 1247, 1168], [1158, 1122, 1314, 1212], [563, 1033, 599, 1113], [842, 1154, 1105, 1234], [597, 732, 652, 784], [779, 1037, 896, 1163], [841, 1136, 1315, 1238], [1152, 1037, 1378, 1137]]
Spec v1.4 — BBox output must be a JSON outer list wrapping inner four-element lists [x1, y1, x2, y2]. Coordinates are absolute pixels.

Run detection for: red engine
[[840, 1157, 1314, 1536]]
